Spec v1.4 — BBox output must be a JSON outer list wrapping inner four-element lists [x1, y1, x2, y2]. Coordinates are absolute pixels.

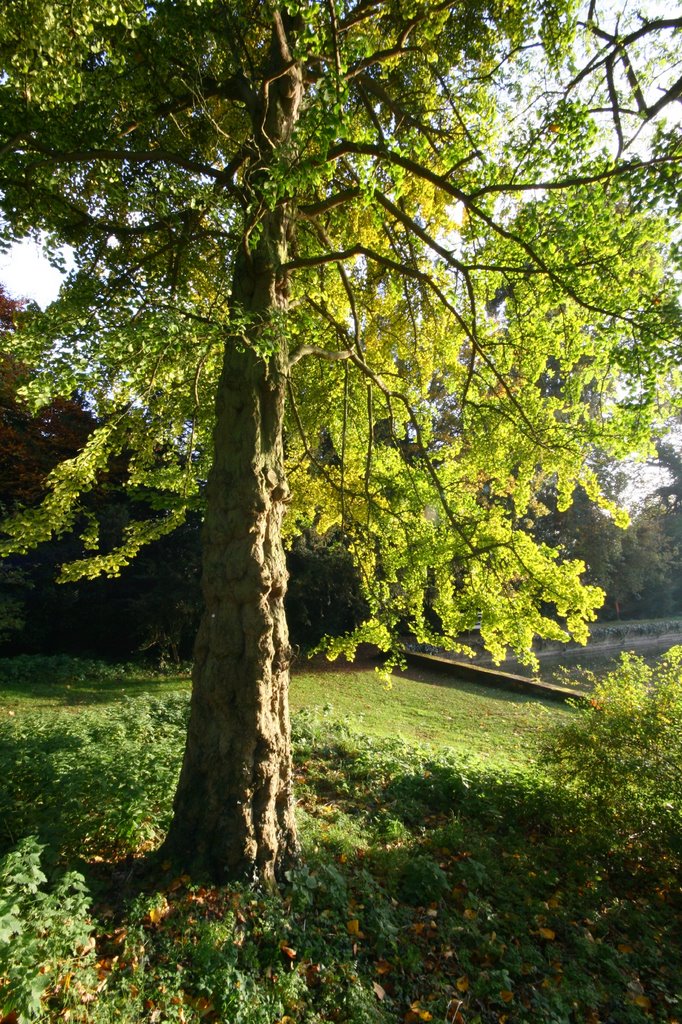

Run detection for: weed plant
[[0, 654, 680, 1023]]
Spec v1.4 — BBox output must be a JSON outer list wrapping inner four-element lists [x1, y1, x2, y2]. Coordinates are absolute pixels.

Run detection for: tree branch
[[288, 344, 352, 368]]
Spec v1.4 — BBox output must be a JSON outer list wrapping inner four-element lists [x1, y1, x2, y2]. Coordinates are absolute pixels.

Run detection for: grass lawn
[[0, 654, 680, 1024], [0, 654, 566, 768], [291, 665, 565, 767]]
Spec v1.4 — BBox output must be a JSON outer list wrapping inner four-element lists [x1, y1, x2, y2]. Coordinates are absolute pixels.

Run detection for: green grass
[[291, 667, 564, 767], [0, 654, 565, 768], [0, 655, 680, 1024]]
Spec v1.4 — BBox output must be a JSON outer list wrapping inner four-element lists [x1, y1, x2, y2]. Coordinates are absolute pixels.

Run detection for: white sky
[[0, 238, 65, 308]]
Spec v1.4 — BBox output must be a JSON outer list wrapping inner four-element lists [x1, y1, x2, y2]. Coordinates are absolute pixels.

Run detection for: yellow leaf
[[279, 942, 297, 959], [500, 990, 514, 1003], [456, 975, 469, 993], [148, 899, 169, 925], [375, 960, 392, 975], [538, 927, 556, 940], [631, 995, 652, 1010], [463, 908, 477, 920], [346, 919, 361, 936], [618, 943, 634, 954]]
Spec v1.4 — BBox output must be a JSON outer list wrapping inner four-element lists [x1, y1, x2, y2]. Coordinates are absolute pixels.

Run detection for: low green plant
[[0, 654, 129, 687], [1, 663, 681, 1022], [0, 653, 191, 689], [539, 646, 682, 859], [0, 837, 96, 1020], [0, 694, 188, 859]]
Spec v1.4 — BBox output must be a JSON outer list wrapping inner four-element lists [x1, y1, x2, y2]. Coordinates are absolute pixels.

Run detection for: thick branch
[[297, 187, 361, 217], [19, 140, 228, 180], [288, 344, 352, 368]]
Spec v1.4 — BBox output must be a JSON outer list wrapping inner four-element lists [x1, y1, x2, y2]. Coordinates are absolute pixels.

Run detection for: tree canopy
[[1, 0, 681, 880]]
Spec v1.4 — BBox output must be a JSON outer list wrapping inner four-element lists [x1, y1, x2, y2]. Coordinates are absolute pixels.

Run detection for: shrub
[[539, 647, 682, 859], [0, 837, 96, 1020]]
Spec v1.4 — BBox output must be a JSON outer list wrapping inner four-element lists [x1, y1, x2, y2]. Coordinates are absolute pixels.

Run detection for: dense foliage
[[541, 647, 682, 859], [1, 1, 681, 663], [2, 283, 682, 658]]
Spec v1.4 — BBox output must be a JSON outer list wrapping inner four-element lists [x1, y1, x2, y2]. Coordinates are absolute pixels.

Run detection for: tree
[[533, 456, 682, 620], [0, 1, 681, 882]]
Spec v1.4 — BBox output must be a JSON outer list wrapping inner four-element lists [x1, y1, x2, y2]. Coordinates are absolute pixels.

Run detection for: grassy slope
[[0, 658, 567, 769], [290, 667, 566, 767]]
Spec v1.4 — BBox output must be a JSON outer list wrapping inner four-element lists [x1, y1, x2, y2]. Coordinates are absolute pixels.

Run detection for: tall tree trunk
[[163, 15, 303, 883], [163, 313, 297, 884]]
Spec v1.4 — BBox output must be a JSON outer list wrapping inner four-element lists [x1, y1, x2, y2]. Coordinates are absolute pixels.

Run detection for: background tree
[[0, 1, 681, 882], [1, 285, 355, 660], [0, 283, 205, 658], [533, 448, 682, 621]]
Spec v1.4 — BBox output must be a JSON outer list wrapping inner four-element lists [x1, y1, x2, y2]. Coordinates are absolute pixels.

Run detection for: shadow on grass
[[0, 676, 189, 707], [3, 703, 682, 1024], [1, 697, 563, 871], [396, 664, 569, 706], [0, 655, 190, 708]]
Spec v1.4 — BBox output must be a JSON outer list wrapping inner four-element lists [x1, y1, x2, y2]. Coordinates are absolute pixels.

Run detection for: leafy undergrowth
[[0, 672, 680, 1023]]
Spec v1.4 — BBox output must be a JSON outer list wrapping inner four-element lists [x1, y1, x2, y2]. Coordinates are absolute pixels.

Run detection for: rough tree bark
[[162, 17, 303, 884]]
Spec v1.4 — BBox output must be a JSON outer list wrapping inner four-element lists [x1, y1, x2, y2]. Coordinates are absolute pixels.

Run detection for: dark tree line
[[534, 451, 682, 621]]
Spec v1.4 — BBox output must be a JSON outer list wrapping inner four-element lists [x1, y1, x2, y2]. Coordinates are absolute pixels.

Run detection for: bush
[[0, 837, 96, 1020], [539, 647, 682, 859]]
